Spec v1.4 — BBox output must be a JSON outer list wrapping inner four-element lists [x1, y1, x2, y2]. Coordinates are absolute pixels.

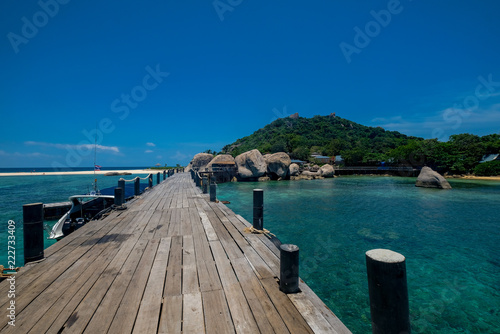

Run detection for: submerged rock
[[415, 166, 452, 189], [235, 149, 267, 178]]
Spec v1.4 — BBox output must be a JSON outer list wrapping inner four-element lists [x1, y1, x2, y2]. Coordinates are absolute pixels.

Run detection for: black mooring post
[[118, 178, 125, 203], [134, 177, 140, 195], [148, 174, 153, 188], [279, 244, 300, 294], [23, 203, 44, 263], [114, 187, 123, 206], [366, 249, 410, 334], [210, 176, 216, 202], [253, 189, 264, 230], [163, 170, 166, 180], [157, 172, 160, 185], [202, 175, 208, 194]]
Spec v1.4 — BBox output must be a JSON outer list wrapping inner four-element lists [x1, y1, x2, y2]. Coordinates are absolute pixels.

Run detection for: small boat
[[48, 193, 114, 240]]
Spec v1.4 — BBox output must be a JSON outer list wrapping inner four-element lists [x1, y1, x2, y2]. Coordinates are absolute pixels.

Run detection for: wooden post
[[279, 244, 299, 293], [210, 176, 216, 202], [202, 175, 208, 194], [366, 249, 410, 334], [23, 203, 44, 263], [148, 174, 153, 188], [163, 170, 166, 180], [253, 189, 263, 230], [114, 187, 123, 206], [134, 177, 140, 195], [118, 178, 125, 203], [157, 172, 160, 185]]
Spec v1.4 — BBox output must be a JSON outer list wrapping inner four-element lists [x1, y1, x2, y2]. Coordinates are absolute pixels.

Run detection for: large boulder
[[415, 166, 452, 189], [319, 164, 335, 178], [235, 149, 267, 178], [264, 152, 291, 179], [184, 162, 193, 173], [289, 163, 300, 176], [207, 154, 235, 167], [191, 153, 214, 170]]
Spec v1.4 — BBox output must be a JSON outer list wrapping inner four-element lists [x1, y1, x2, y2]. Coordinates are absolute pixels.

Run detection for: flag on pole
[[94, 165, 101, 171]]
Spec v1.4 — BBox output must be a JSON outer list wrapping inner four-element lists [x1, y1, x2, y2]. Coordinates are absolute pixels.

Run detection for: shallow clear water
[[217, 176, 500, 334], [0, 173, 152, 267]]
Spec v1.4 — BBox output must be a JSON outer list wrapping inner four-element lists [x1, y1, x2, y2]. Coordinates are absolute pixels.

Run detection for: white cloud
[[170, 151, 189, 161], [145, 150, 154, 153], [25, 141, 120, 153], [146, 142, 156, 147], [0, 150, 52, 158], [371, 103, 500, 139]]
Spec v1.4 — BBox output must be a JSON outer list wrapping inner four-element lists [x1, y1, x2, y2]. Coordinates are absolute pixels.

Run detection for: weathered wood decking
[[0, 173, 351, 333]]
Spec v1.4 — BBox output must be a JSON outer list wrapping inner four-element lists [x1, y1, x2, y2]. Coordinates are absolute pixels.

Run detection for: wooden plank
[[107, 239, 160, 334], [183, 293, 205, 333], [297, 281, 352, 334], [158, 295, 182, 334], [4, 232, 124, 333], [83, 239, 149, 333], [198, 211, 218, 241], [153, 209, 172, 239], [132, 237, 172, 334], [56, 234, 144, 332], [180, 207, 193, 235], [232, 258, 290, 334], [183, 235, 199, 294], [288, 292, 341, 334], [202, 289, 235, 334], [164, 235, 182, 296], [260, 278, 314, 334]]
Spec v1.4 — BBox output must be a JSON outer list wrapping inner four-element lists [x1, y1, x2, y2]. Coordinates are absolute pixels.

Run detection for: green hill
[[220, 114, 500, 174], [221, 114, 421, 165]]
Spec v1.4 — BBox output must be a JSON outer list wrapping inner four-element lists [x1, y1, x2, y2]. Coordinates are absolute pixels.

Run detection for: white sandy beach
[[0, 169, 155, 177]]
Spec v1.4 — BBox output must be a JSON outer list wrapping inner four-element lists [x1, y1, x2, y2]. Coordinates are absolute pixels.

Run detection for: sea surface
[[216, 176, 500, 334], [0, 173, 498, 333]]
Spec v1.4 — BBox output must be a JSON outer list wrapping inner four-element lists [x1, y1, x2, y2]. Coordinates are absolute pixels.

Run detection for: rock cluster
[[187, 150, 335, 182]]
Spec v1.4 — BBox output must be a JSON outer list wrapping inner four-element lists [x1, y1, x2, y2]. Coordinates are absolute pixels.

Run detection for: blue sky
[[1, 0, 499, 168]]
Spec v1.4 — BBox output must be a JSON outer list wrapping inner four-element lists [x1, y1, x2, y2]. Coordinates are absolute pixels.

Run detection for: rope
[[243, 226, 276, 238], [121, 173, 152, 182]]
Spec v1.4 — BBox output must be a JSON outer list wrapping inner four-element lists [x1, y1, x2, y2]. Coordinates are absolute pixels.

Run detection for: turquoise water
[[217, 177, 500, 334], [0, 173, 150, 267]]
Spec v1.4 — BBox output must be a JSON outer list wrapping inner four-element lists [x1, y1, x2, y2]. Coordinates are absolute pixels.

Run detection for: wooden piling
[[148, 174, 153, 188], [157, 172, 160, 185], [209, 177, 216, 202], [280, 244, 300, 294], [253, 189, 264, 230], [114, 187, 123, 206], [163, 170, 166, 180], [134, 177, 140, 195], [202, 176, 208, 194], [118, 178, 125, 203], [23, 203, 44, 263], [366, 249, 410, 334]]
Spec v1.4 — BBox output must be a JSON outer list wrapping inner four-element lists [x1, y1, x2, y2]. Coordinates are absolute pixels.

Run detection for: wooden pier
[[0, 173, 350, 333]]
